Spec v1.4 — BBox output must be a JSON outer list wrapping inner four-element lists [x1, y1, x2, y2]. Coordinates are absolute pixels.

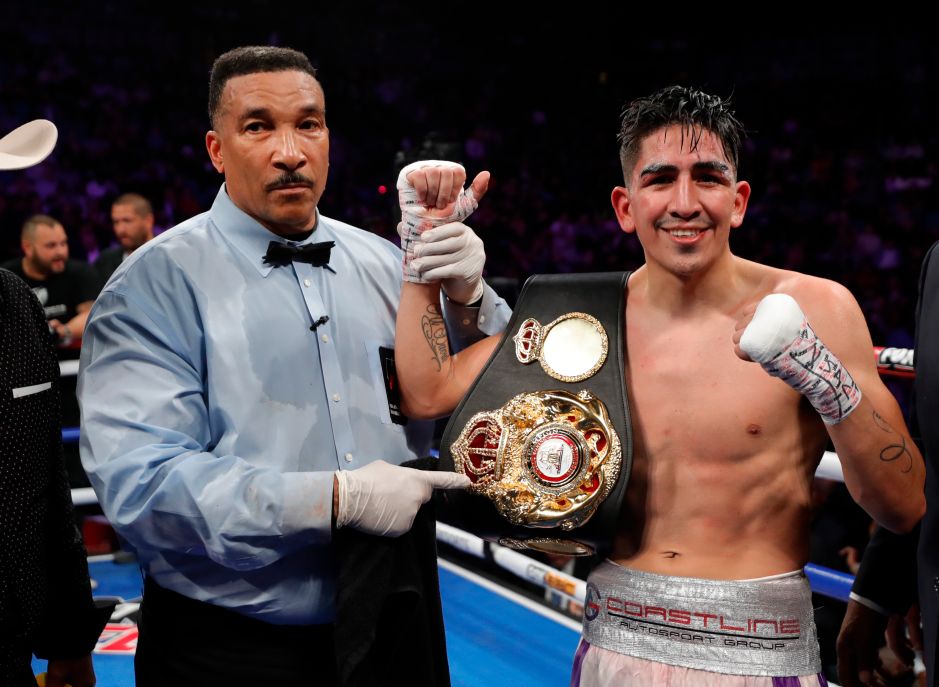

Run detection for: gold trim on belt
[[450, 389, 622, 530]]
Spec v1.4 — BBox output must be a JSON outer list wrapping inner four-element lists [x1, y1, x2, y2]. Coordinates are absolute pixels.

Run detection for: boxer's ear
[[612, 186, 635, 234], [731, 180, 751, 229]]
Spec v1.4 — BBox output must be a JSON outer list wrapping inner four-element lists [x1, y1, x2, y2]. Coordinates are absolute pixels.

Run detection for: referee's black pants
[[135, 577, 337, 687]]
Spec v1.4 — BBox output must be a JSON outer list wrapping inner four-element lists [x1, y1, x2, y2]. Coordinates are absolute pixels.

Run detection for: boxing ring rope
[[62, 347, 916, 606], [874, 346, 915, 378]]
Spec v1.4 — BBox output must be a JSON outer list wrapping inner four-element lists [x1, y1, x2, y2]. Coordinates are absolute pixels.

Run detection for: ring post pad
[[437, 272, 632, 556]]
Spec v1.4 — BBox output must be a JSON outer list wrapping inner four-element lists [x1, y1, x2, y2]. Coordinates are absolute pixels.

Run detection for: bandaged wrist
[[396, 160, 478, 283], [740, 294, 862, 425]]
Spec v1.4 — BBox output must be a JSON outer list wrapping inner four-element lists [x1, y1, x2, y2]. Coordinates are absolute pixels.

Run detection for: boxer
[[394, 87, 924, 686]]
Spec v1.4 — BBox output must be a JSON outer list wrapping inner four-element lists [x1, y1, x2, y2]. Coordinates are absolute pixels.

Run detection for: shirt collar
[[209, 184, 332, 277]]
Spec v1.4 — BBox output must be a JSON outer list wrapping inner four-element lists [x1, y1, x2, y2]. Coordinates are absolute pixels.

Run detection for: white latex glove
[[334, 460, 470, 537], [413, 222, 486, 304], [396, 160, 490, 303]]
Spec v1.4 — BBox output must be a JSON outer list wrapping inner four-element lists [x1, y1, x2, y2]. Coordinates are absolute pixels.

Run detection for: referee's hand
[[333, 460, 469, 536]]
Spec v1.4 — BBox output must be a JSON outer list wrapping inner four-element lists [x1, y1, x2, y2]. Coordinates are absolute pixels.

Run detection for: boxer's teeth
[[670, 230, 699, 238]]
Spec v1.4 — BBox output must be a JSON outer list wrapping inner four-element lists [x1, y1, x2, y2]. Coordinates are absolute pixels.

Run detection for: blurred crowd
[[2, 10, 936, 353]]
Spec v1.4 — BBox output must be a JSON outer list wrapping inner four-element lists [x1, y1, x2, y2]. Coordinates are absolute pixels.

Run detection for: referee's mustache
[[266, 171, 315, 191]]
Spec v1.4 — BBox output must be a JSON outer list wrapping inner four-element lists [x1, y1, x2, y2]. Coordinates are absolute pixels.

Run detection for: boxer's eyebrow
[[640, 161, 731, 176], [693, 160, 731, 176], [640, 163, 677, 178]]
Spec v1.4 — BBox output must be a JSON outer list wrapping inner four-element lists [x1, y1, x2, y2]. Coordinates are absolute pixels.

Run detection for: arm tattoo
[[872, 410, 914, 473], [421, 304, 450, 372]]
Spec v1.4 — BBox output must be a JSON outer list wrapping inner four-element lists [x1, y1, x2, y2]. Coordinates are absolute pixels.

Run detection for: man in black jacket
[[95, 192, 155, 283], [837, 240, 939, 687], [0, 119, 109, 687]]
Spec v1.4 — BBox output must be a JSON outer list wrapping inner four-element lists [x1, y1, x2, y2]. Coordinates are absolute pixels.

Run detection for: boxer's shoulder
[[764, 270, 868, 354], [762, 267, 858, 314]]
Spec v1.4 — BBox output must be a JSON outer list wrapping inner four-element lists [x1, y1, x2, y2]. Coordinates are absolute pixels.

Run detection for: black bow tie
[[263, 240, 335, 268]]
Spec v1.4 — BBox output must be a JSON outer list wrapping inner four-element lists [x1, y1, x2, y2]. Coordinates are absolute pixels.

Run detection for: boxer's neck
[[637, 252, 748, 316]]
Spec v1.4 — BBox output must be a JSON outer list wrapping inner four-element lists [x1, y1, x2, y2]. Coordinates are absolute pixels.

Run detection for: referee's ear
[[206, 130, 224, 174]]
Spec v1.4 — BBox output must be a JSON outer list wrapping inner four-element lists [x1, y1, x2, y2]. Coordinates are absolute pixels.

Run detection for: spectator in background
[[1, 214, 99, 347], [95, 192, 155, 282]]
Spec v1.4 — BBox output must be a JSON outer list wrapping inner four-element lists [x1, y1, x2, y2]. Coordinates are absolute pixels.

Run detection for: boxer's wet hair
[[208, 46, 318, 128], [617, 86, 745, 185]]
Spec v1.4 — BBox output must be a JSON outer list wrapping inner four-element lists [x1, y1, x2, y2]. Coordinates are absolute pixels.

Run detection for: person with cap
[[0, 119, 110, 687]]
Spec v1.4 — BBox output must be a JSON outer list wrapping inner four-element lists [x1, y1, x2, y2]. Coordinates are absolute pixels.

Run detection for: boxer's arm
[[737, 282, 925, 533], [396, 280, 498, 419], [804, 283, 924, 533], [394, 161, 502, 418]]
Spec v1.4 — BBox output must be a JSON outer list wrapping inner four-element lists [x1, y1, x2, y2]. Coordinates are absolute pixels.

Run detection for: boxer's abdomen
[[613, 308, 829, 579]]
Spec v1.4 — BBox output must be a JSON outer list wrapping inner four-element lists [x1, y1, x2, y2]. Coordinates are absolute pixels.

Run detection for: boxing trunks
[[573, 560, 825, 686]]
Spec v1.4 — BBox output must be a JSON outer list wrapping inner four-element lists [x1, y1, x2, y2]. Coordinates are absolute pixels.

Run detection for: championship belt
[[437, 272, 632, 556]]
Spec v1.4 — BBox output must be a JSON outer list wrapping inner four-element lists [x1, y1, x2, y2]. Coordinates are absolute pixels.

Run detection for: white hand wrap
[[335, 460, 470, 537], [396, 160, 479, 284], [739, 294, 862, 425]]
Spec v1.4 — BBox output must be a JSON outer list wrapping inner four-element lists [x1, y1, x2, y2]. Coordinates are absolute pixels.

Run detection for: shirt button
[[479, 315, 486, 324], [344, 452, 354, 463], [462, 318, 471, 326], [321, 334, 329, 343], [332, 393, 341, 402], [303, 279, 311, 287]]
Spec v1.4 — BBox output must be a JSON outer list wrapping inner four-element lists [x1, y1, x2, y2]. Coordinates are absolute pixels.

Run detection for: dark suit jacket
[[94, 245, 124, 284], [852, 240, 939, 685], [0, 268, 109, 679]]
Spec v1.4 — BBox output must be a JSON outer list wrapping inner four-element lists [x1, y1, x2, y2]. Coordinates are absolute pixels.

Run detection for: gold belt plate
[[450, 389, 622, 531]]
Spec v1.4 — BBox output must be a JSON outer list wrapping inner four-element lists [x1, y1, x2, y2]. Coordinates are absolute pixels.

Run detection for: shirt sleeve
[[35, 429, 113, 658], [442, 279, 511, 351], [79, 288, 336, 573], [851, 524, 919, 615]]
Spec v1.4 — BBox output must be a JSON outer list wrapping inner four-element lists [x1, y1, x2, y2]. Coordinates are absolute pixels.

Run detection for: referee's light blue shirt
[[79, 186, 508, 624]]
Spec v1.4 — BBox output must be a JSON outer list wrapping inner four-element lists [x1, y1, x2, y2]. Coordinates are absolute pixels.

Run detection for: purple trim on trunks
[[772, 676, 828, 687], [570, 639, 590, 687]]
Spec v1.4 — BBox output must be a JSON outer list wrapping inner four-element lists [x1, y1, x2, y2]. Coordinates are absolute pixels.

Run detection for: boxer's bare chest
[[612, 298, 826, 575], [625, 307, 799, 457]]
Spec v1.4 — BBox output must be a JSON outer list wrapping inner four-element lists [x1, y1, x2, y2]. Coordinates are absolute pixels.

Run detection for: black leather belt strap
[[437, 271, 632, 555]]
